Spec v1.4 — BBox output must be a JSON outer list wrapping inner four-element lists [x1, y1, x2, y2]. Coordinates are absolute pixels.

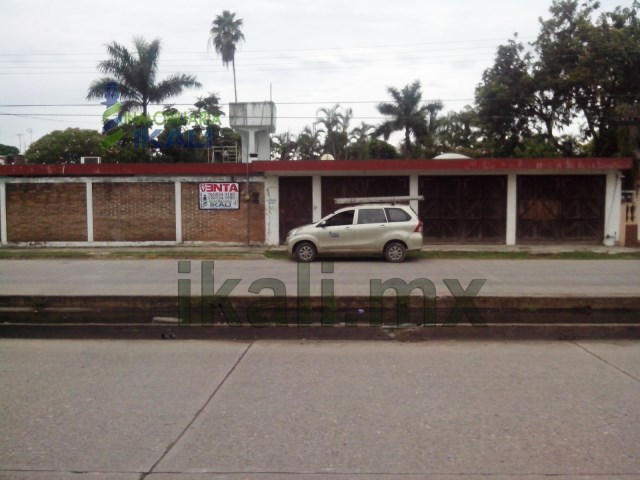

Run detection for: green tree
[[25, 128, 104, 164], [348, 122, 375, 159], [87, 37, 201, 120], [375, 80, 430, 159], [191, 93, 226, 162], [0, 144, 19, 156], [346, 138, 399, 160], [315, 104, 352, 160], [296, 126, 323, 160], [210, 11, 245, 103], [436, 106, 483, 157], [476, 0, 640, 157], [475, 39, 535, 156], [271, 131, 298, 161]]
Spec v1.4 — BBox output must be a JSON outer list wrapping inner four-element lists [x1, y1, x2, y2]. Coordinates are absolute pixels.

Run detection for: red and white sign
[[199, 183, 240, 210]]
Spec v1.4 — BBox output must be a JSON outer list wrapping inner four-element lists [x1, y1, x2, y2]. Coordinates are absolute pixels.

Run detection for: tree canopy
[[210, 11, 245, 103], [25, 128, 104, 164], [475, 0, 640, 158], [0, 144, 19, 156], [87, 37, 201, 118]]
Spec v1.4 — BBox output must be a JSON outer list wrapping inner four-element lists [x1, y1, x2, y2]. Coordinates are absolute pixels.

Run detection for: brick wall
[[93, 183, 175, 241], [6, 183, 87, 242], [182, 182, 265, 244]]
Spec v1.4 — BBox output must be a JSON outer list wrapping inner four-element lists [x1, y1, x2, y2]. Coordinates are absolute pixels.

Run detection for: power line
[[0, 37, 536, 57], [0, 99, 475, 108]]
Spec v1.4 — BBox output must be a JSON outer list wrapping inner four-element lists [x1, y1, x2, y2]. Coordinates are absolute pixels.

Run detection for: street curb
[[1, 295, 639, 340]]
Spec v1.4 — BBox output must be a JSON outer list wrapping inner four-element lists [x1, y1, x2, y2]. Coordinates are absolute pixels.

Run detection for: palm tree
[[271, 131, 298, 161], [210, 11, 245, 103], [375, 80, 429, 158], [348, 122, 375, 159], [87, 37, 201, 120], [315, 104, 352, 159], [349, 122, 375, 144], [297, 126, 323, 160]]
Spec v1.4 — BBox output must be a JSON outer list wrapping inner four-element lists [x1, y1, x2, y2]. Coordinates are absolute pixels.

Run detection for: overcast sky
[[0, 0, 631, 151]]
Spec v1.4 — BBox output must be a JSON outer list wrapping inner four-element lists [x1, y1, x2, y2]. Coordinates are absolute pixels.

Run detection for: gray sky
[[0, 0, 631, 151]]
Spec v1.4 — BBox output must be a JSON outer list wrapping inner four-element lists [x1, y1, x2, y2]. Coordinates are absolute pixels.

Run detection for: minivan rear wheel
[[384, 241, 406, 262], [295, 241, 317, 262]]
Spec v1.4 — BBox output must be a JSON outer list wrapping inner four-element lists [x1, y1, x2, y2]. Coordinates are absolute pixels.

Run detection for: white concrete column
[[0, 182, 7, 244], [86, 181, 94, 242], [409, 175, 419, 213], [264, 175, 280, 246], [604, 171, 622, 245], [312, 176, 322, 222], [175, 181, 183, 243], [506, 173, 517, 246]]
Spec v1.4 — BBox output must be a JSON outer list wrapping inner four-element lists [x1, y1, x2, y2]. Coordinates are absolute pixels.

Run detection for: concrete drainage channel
[[1, 295, 640, 340]]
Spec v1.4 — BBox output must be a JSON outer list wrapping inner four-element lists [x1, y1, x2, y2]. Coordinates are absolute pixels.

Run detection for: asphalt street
[[1, 258, 640, 297], [1, 339, 639, 479]]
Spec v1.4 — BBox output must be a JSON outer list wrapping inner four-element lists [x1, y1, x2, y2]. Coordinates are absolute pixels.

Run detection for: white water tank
[[229, 102, 277, 163]]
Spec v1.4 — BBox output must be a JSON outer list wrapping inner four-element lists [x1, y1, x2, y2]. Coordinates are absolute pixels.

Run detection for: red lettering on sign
[[199, 183, 239, 193]]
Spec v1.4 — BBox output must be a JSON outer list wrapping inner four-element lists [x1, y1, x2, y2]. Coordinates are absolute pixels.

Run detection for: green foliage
[[376, 80, 441, 158], [436, 106, 483, 156], [210, 11, 244, 102], [315, 104, 352, 160], [475, 39, 535, 157], [363, 138, 399, 159], [0, 144, 19, 156], [296, 126, 323, 160], [271, 131, 298, 161], [25, 128, 104, 164], [87, 37, 201, 118], [476, 0, 640, 157]]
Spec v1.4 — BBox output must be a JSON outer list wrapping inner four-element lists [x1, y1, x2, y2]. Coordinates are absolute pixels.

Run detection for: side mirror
[[318, 221, 327, 228]]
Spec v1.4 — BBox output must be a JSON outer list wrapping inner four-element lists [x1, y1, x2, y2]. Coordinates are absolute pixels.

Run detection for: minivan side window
[[324, 210, 355, 227], [357, 208, 387, 224], [385, 207, 412, 222]]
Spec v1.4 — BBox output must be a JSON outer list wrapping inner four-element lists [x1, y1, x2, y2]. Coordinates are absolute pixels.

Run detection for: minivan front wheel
[[295, 241, 317, 262], [384, 241, 406, 262]]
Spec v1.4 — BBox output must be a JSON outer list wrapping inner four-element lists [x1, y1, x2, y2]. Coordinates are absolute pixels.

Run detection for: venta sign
[[199, 183, 240, 210]]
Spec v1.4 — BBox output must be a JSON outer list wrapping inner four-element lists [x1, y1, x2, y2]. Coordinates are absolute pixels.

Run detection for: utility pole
[[17, 134, 23, 154], [27, 128, 33, 149]]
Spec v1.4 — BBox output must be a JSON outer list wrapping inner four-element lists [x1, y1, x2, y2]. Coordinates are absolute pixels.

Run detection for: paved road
[[1, 258, 640, 297], [1, 339, 639, 479]]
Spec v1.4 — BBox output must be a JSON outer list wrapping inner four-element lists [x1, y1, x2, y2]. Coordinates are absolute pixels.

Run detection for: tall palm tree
[[87, 37, 201, 120], [210, 10, 245, 103], [375, 80, 429, 158]]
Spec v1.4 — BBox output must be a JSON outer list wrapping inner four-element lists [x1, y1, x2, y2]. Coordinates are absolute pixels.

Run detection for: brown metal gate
[[419, 176, 507, 243], [517, 175, 605, 243], [279, 177, 313, 243]]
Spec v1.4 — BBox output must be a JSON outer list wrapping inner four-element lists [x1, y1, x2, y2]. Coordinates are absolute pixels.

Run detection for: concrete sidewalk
[[1, 339, 640, 479]]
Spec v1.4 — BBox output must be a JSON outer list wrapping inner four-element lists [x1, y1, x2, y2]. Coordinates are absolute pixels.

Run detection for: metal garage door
[[419, 176, 507, 243], [320, 176, 409, 216], [517, 175, 605, 243], [279, 177, 313, 244]]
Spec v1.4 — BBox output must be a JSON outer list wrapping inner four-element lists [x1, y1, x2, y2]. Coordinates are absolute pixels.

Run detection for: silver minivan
[[286, 204, 423, 262]]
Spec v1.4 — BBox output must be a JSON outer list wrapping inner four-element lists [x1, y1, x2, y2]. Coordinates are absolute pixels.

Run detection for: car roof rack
[[334, 195, 423, 205]]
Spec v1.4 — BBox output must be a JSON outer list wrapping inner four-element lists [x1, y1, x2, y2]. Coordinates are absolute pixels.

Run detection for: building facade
[[0, 158, 635, 247]]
